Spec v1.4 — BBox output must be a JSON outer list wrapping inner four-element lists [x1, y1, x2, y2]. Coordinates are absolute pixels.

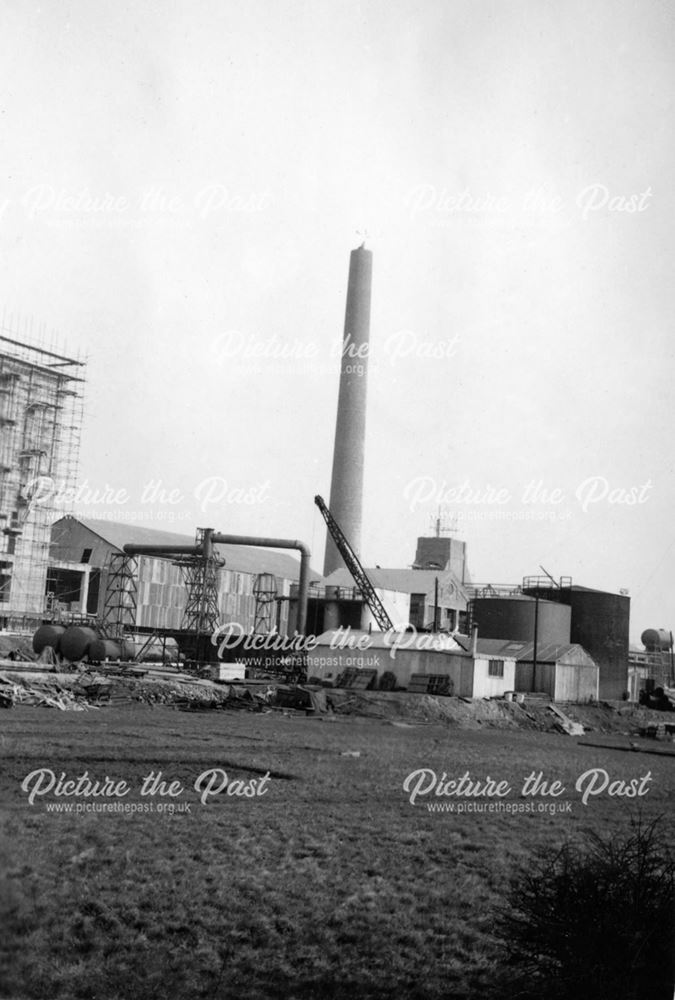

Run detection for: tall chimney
[[323, 244, 373, 576]]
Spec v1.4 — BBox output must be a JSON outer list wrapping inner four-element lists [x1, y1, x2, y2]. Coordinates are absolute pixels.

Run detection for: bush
[[494, 817, 675, 1000]]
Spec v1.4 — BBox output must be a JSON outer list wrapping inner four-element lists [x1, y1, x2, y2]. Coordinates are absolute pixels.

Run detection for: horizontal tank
[[641, 628, 672, 652], [471, 596, 571, 646], [140, 637, 180, 662], [89, 639, 123, 663], [33, 624, 66, 654], [60, 626, 99, 662]]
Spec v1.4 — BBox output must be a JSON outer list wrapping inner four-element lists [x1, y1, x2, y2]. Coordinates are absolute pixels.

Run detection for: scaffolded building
[[0, 323, 85, 627]]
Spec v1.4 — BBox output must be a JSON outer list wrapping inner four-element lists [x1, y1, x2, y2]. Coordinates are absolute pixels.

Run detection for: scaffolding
[[0, 312, 85, 627]]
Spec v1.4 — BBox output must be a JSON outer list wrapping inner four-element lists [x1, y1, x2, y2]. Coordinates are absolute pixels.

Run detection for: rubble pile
[[126, 677, 233, 708], [0, 671, 97, 711]]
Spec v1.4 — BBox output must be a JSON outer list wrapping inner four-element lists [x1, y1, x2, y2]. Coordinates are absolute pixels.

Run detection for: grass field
[[1, 703, 674, 999]]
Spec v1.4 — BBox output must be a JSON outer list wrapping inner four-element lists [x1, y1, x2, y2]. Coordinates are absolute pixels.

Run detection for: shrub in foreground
[[494, 817, 675, 1000]]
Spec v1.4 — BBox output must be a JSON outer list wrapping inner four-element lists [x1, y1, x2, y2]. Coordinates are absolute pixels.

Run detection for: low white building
[[305, 629, 516, 698]]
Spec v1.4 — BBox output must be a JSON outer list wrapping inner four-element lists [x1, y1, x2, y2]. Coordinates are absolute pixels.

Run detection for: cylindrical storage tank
[[60, 626, 99, 662], [120, 638, 139, 661], [139, 637, 181, 662], [89, 638, 123, 662], [32, 624, 66, 654], [471, 596, 571, 645], [641, 628, 672, 652]]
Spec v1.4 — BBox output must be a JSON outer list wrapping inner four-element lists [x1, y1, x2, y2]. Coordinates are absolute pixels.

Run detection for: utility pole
[[532, 591, 540, 690]]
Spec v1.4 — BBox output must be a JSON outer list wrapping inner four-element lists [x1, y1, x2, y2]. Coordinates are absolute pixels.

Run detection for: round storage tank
[[120, 639, 139, 661], [641, 628, 672, 652], [32, 624, 66, 654], [89, 639, 123, 663], [471, 596, 571, 645], [60, 626, 99, 662], [136, 637, 180, 662]]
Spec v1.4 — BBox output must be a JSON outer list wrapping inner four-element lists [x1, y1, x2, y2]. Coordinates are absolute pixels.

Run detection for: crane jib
[[314, 495, 393, 632]]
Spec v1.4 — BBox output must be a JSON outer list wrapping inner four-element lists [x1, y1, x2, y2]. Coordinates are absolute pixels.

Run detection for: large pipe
[[210, 534, 311, 636], [123, 544, 201, 556], [324, 244, 372, 576], [123, 532, 311, 637]]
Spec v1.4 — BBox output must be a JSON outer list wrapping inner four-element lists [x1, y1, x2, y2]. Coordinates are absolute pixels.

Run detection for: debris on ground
[[0, 671, 96, 711], [547, 703, 586, 736], [1, 663, 674, 734]]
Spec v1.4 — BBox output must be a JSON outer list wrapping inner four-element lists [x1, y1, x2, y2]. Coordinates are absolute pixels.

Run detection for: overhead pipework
[[210, 533, 311, 636], [121, 529, 311, 637]]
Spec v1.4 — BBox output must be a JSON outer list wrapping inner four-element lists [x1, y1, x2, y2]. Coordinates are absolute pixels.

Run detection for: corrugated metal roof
[[475, 637, 596, 665], [311, 629, 470, 653], [321, 566, 468, 602], [54, 516, 320, 582]]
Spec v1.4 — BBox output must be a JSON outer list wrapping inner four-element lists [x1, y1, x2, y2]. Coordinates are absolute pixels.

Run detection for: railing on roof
[[522, 576, 573, 590], [305, 584, 364, 601], [465, 583, 523, 599]]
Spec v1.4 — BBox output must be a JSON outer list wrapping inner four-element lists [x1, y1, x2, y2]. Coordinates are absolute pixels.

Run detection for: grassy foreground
[[1, 703, 674, 999]]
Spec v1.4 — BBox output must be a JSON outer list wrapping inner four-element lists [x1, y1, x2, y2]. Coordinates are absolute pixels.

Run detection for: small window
[[488, 659, 504, 677], [81, 548, 92, 564]]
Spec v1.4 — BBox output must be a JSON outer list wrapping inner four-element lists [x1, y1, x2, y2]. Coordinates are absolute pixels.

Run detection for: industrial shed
[[305, 630, 516, 698], [476, 639, 598, 702]]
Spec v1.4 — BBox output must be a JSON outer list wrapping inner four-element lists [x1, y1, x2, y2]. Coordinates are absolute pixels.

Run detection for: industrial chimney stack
[[323, 244, 373, 576]]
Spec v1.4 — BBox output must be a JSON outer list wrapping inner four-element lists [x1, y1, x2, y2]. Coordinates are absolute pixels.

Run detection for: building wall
[[515, 649, 598, 701], [414, 536, 467, 582], [305, 642, 514, 698], [471, 657, 516, 698], [306, 644, 471, 692], [51, 519, 115, 570], [362, 589, 411, 630], [514, 662, 534, 692], [553, 663, 598, 703], [136, 556, 185, 629]]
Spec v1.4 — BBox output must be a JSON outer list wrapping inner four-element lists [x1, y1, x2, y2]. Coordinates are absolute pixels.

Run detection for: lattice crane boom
[[314, 494, 393, 632]]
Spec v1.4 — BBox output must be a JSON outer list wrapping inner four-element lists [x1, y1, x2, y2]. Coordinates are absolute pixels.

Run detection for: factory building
[[47, 516, 318, 634], [292, 531, 470, 636], [0, 330, 85, 627]]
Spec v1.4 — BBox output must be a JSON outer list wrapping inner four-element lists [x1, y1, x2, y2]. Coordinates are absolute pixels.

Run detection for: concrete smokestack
[[323, 244, 372, 576]]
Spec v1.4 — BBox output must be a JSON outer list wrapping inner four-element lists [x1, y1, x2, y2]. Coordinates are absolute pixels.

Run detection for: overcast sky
[[1, 0, 672, 642]]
